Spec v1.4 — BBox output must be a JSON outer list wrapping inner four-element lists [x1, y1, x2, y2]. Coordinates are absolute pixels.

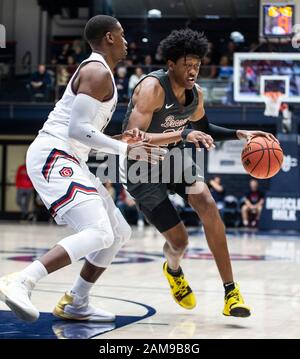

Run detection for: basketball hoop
[[263, 91, 283, 117]]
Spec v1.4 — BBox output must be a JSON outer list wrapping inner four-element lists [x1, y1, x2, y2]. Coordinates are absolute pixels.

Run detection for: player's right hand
[[127, 141, 167, 164], [186, 130, 215, 151]]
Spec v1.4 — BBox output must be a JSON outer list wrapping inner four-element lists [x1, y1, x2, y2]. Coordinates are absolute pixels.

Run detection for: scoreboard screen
[[263, 5, 294, 36]]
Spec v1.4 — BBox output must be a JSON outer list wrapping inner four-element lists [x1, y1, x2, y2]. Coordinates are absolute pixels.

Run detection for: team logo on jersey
[[59, 167, 73, 177], [161, 115, 190, 128]]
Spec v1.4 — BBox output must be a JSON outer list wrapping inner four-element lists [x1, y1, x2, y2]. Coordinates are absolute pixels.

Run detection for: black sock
[[167, 265, 183, 277], [224, 282, 235, 295]]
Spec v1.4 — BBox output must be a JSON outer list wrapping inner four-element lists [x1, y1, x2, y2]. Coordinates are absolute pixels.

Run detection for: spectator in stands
[[21, 51, 32, 74], [48, 58, 58, 83], [125, 58, 134, 68], [154, 46, 164, 65], [57, 43, 73, 65], [128, 66, 145, 97], [56, 56, 77, 100], [73, 45, 85, 64], [199, 55, 217, 79], [209, 176, 225, 217], [66, 55, 77, 76], [207, 41, 220, 65], [115, 66, 129, 103], [241, 179, 265, 227], [57, 65, 70, 99], [127, 42, 140, 64], [218, 55, 233, 80], [224, 41, 236, 65], [15, 161, 34, 220], [143, 54, 153, 74], [28, 64, 52, 101]]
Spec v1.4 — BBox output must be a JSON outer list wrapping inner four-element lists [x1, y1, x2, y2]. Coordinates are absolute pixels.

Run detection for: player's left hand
[[122, 128, 150, 144], [236, 130, 279, 143]]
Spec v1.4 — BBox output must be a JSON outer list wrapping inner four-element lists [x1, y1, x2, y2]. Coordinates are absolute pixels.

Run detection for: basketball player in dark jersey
[[123, 29, 277, 317]]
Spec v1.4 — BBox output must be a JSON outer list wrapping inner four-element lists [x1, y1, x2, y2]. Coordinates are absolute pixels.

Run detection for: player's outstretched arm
[[69, 63, 165, 163], [190, 87, 278, 144]]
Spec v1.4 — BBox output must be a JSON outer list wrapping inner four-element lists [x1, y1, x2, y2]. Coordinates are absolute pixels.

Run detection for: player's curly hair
[[159, 28, 209, 63]]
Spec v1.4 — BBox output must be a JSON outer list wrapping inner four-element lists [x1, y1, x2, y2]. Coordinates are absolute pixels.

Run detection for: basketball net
[[263, 91, 283, 117]]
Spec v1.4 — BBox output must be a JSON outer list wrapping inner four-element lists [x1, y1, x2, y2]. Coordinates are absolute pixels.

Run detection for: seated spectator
[[154, 46, 164, 65], [128, 67, 145, 97], [241, 179, 265, 227], [207, 41, 220, 65], [56, 65, 70, 99], [66, 55, 77, 77], [199, 55, 217, 79], [48, 57, 58, 83], [115, 66, 129, 103], [208, 176, 225, 216], [27, 64, 52, 101], [218, 55, 233, 79], [57, 43, 73, 65], [73, 45, 85, 64], [127, 42, 141, 64], [21, 51, 32, 75], [143, 54, 153, 74], [224, 41, 236, 66], [125, 58, 134, 68], [56, 56, 77, 99]]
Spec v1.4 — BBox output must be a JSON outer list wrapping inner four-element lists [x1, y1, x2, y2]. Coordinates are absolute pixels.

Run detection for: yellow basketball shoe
[[53, 292, 115, 322], [163, 262, 196, 310], [223, 283, 251, 317]]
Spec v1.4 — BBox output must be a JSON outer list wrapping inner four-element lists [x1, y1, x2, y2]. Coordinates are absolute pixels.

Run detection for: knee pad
[[58, 224, 114, 263], [85, 220, 132, 268]]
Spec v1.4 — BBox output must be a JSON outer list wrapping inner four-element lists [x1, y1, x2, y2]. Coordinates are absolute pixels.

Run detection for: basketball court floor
[[0, 222, 299, 339]]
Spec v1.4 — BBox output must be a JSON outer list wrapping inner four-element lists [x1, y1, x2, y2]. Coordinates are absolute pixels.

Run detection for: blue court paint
[[0, 296, 156, 339]]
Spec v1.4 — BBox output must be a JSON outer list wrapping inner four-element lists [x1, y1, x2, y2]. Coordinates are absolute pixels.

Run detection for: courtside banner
[[208, 140, 245, 174], [260, 193, 300, 230]]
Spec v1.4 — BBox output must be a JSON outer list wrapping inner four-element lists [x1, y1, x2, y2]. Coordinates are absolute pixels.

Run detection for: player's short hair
[[159, 28, 208, 63], [84, 15, 119, 46]]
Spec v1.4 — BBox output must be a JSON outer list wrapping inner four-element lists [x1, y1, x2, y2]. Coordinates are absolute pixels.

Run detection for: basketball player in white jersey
[[0, 15, 165, 322]]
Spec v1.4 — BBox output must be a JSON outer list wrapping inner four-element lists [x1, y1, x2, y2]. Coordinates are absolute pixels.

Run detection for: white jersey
[[40, 52, 118, 162]]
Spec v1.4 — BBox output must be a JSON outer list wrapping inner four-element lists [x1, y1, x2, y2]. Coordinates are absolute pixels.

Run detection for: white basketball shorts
[[26, 133, 109, 225]]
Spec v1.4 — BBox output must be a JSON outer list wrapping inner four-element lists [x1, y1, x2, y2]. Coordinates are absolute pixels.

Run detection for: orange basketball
[[241, 136, 283, 179]]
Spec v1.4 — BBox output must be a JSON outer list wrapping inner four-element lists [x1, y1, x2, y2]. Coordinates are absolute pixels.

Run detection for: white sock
[[70, 275, 94, 298], [21, 260, 48, 284]]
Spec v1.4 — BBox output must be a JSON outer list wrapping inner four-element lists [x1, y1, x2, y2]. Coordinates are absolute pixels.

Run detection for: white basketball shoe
[[0, 272, 39, 322]]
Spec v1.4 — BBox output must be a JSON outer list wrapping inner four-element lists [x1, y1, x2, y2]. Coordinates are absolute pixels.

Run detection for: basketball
[[241, 136, 283, 179]]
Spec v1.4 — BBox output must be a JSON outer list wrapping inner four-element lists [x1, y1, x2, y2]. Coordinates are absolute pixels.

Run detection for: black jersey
[[122, 69, 199, 145]]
